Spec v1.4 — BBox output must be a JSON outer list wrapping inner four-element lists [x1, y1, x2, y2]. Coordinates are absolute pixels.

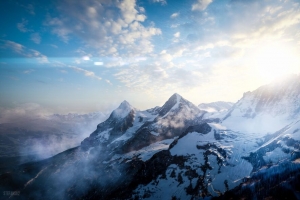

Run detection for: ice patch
[[263, 147, 288, 163], [150, 131, 159, 136], [111, 138, 176, 162], [170, 132, 204, 156], [95, 128, 112, 142]]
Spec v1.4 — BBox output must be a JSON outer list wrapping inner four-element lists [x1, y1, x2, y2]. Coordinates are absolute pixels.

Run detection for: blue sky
[[1, 0, 300, 115]]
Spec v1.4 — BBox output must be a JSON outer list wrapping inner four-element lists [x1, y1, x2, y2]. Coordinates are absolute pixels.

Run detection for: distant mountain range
[[1, 75, 300, 199], [0, 111, 108, 165]]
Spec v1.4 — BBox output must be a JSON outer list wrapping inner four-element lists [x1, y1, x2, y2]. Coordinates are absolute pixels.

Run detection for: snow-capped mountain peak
[[158, 93, 200, 117], [173, 93, 182, 101], [112, 100, 135, 119], [119, 100, 131, 108]]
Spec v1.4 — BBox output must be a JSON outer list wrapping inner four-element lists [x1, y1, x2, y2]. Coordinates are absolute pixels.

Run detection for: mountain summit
[[112, 100, 135, 119], [81, 100, 136, 148], [158, 93, 200, 117]]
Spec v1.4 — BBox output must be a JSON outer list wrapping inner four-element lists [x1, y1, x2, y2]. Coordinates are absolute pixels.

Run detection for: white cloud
[[23, 69, 35, 74], [174, 32, 180, 38], [31, 33, 41, 44], [114, 60, 204, 95], [17, 19, 32, 32], [170, 24, 179, 28], [28, 49, 49, 63], [2, 40, 24, 53], [139, 7, 145, 13], [0, 40, 48, 63], [109, 0, 300, 101], [152, 0, 167, 5], [46, 0, 161, 57], [23, 4, 35, 15], [69, 66, 102, 80], [170, 12, 179, 19], [105, 79, 112, 85], [192, 0, 213, 11], [45, 17, 71, 43], [159, 50, 173, 63]]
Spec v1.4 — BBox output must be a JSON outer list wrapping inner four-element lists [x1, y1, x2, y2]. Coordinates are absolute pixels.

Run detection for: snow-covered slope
[[131, 122, 252, 198], [223, 75, 300, 134], [199, 101, 234, 119]]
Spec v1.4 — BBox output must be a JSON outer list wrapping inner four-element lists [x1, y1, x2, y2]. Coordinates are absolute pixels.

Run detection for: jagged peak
[[158, 93, 199, 117], [118, 100, 132, 109], [112, 100, 135, 119], [169, 93, 182, 102]]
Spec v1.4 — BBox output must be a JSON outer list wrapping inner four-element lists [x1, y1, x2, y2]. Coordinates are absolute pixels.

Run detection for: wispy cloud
[[69, 66, 101, 80], [192, 0, 213, 11], [174, 32, 180, 38], [2, 40, 23, 53], [105, 79, 112, 85], [45, 17, 71, 43], [23, 69, 35, 74], [1, 40, 48, 63], [152, 0, 167, 5], [114, 62, 202, 94], [170, 12, 179, 19], [17, 18, 32, 32], [31, 33, 41, 44], [23, 4, 35, 15], [9, 76, 19, 81]]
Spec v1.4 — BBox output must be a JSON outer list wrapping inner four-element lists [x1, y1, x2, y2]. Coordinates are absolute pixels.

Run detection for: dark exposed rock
[[213, 161, 300, 200]]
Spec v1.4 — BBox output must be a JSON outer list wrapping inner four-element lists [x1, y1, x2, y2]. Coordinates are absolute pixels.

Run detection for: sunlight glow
[[253, 42, 300, 82]]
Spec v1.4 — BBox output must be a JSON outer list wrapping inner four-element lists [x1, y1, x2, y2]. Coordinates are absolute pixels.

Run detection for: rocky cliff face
[[81, 101, 136, 149], [81, 93, 205, 154]]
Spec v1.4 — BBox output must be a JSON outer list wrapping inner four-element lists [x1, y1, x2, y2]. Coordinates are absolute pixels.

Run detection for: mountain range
[[0, 75, 300, 199]]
